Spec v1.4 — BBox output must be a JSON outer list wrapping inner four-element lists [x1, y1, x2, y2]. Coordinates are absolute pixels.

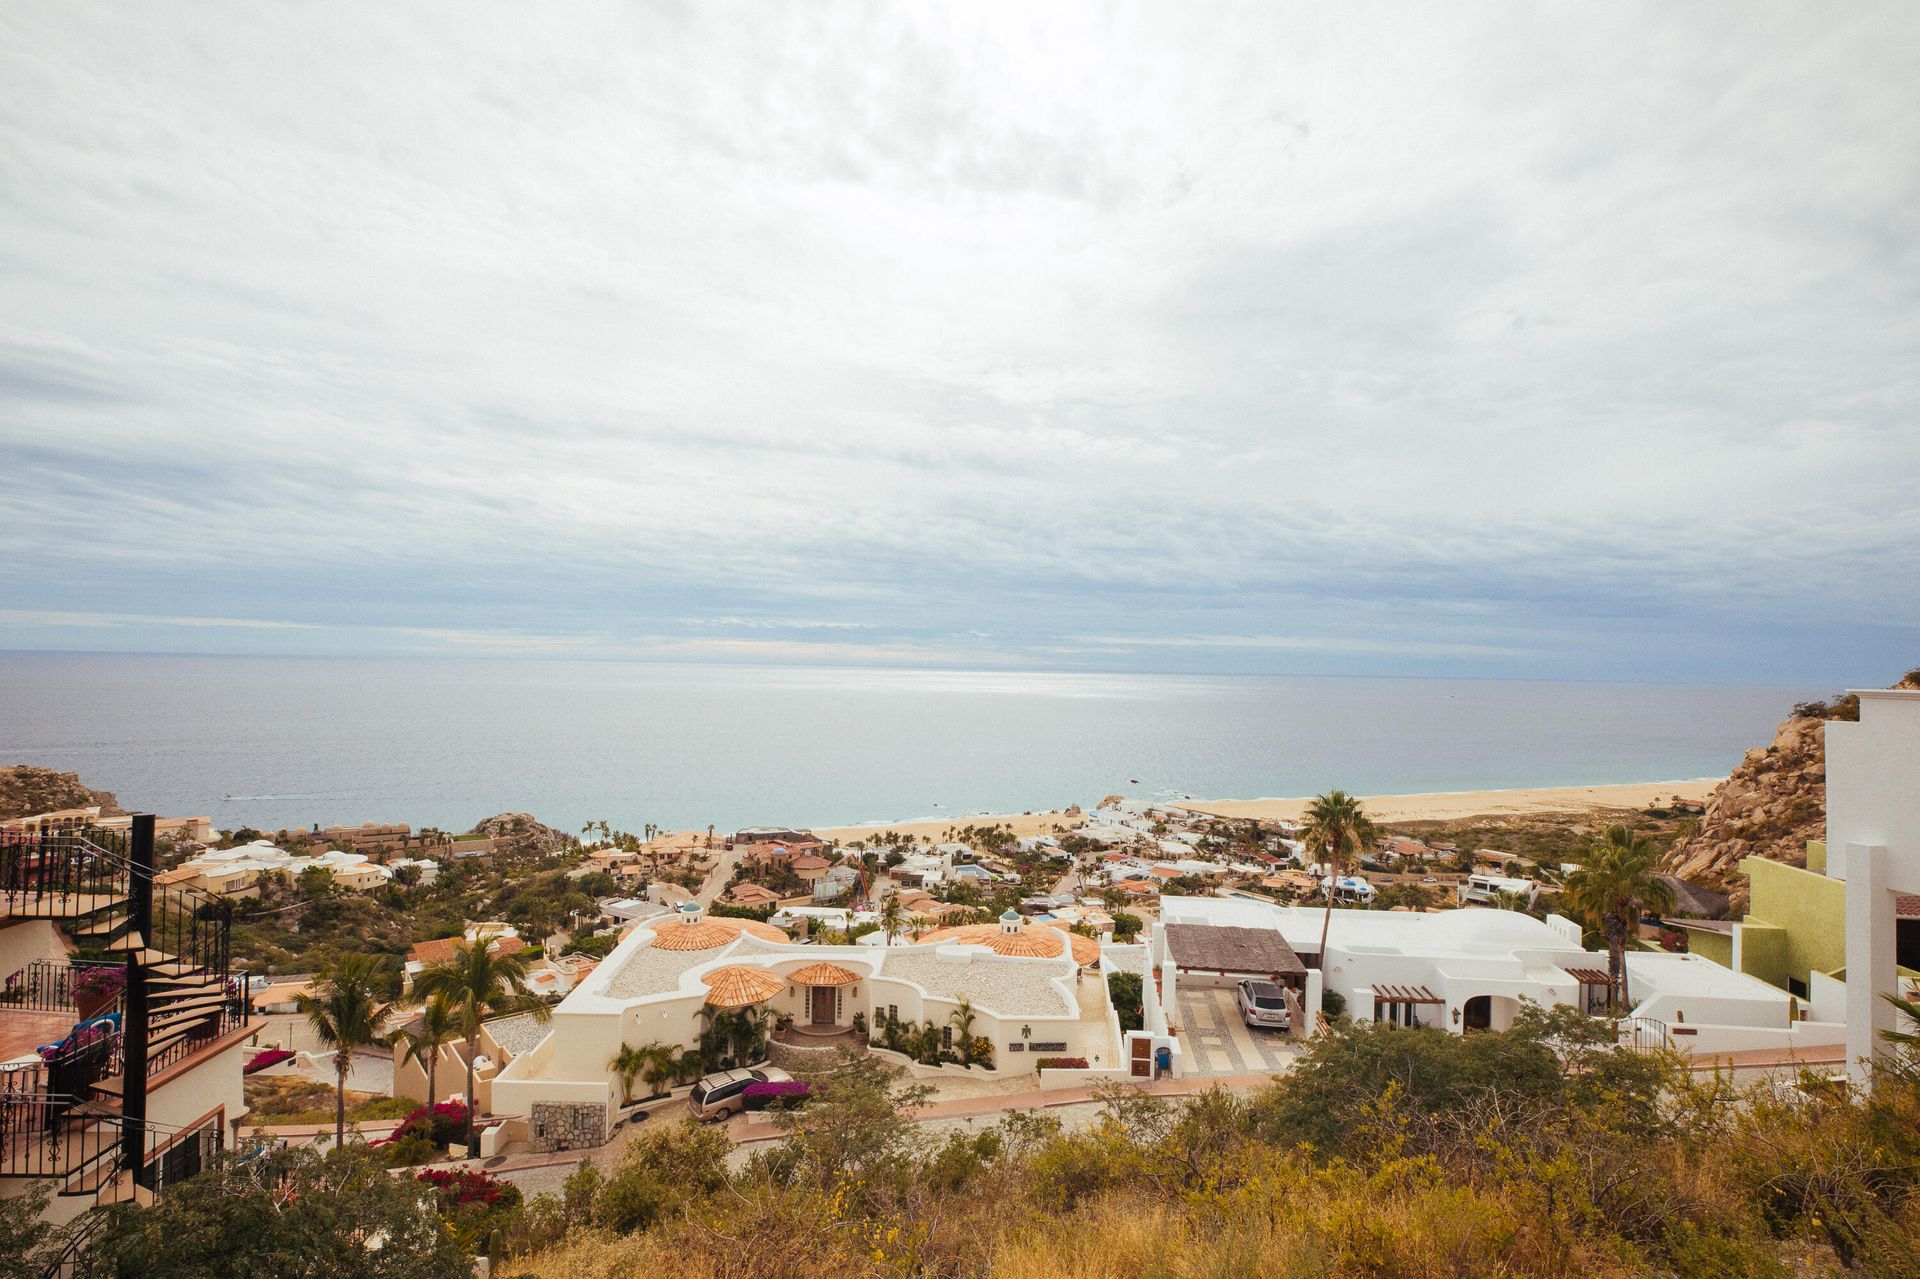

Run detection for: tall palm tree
[[609, 1042, 649, 1106], [395, 993, 457, 1104], [1301, 791, 1379, 974], [879, 891, 904, 948], [1562, 825, 1675, 1013], [413, 934, 551, 1151], [297, 955, 386, 1150]]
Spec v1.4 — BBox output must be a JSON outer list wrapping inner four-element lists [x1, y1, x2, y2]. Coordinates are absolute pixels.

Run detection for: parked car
[[688, 1065, 793, 1121], [1234, 979, 1292, 1031]]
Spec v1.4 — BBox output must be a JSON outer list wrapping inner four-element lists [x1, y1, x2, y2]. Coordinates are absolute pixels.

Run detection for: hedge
[[1034, 1056, 1089, 1071]]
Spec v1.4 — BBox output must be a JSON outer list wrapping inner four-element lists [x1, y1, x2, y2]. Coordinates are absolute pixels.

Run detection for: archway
[[1462, 995, 1492, 1031]]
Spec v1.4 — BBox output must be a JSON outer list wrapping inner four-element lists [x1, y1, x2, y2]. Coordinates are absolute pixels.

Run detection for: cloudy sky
[[2, 2, 1915, 683]]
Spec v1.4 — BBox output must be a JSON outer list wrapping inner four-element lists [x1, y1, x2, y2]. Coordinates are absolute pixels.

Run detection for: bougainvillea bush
[[416, 1166, 521, 1215], [1034, 1056, 1089, 1070], [741, 1080, 812, 1110], [394, 1100, 471, 1147]]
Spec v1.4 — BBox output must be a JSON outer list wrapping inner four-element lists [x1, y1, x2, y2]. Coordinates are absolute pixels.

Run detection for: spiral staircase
[[0, 817, 246, 1234]]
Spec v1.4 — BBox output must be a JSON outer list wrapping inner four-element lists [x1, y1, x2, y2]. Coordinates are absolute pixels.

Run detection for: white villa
[[488, 903, 1131, 1147], [1151, 895, 1845, 1056]]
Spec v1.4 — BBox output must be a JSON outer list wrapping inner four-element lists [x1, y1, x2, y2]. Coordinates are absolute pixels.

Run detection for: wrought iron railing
[[1, 960, 124, 1014], [0, 830, 131, 906]]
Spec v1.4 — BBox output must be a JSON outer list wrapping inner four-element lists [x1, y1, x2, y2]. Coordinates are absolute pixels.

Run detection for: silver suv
[[687, 1066, 793, 1121], [1235, 979, 1291, 1031]]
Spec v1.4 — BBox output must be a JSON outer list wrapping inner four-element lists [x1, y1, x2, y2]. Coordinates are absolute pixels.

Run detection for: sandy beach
[[1175, 779, 1720, 825], [814, 810, 1083, 844], [812, 779, 1720, 843]]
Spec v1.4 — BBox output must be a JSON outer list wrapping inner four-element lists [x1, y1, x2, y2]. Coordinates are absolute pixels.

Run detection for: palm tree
[[638, 1043, 676, 1099], [1301, 791, 1379, 973], [879, 891, 904, 948], [1562, 825, 1675, 1013], [297, 955, 386, 1150], [395, 993, 457, 1104], [609, 1042, 649, 1106], [413, 933, 551, 1151], [949, 997, 979, 1066]]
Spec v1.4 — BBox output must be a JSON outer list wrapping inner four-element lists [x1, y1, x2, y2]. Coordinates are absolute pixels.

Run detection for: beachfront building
[[488, 903, 1123, 1147], [0, 818, 257, 1254], [1, 808, 216, 847], [1150, 896, 1844, 1057], [160, 841, 393, 899]]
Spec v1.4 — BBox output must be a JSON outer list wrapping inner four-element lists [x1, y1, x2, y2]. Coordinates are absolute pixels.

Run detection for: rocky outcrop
[[0, 766, 121, 821], [1664, 669, 1920, 897], [469, 812, 570, 853]]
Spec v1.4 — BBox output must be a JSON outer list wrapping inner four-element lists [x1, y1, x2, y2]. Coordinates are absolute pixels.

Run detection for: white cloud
[[0, 2, 1915, 680]]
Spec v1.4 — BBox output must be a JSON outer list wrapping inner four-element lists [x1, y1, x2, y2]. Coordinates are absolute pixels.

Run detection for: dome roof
[[914, 922, 1099, 964], [645, 914, 788, 951], [785, 961, 862, 987], [701, 965, 785, 1007]]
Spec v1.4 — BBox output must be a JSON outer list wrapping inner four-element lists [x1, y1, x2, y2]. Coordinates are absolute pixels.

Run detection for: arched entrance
[[1462, 996, 1492, 1031]]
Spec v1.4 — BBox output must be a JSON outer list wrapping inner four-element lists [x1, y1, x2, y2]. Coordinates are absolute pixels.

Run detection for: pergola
[[1371, 983, 1443, 1027]]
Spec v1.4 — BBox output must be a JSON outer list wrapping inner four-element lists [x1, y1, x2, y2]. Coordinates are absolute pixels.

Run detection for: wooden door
[[1129, 1036, 1152, 1078], [811, 987, 837, 1025]]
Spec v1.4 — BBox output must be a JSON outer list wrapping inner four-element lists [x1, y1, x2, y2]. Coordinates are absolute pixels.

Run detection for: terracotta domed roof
[[784, 961, 862, 987], [645, 914, 788, 951], [915, 922, 1098, 963], [701, 965, 785, 1008]]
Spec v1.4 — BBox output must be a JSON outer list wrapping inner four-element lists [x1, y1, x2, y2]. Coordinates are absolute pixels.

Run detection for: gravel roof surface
[[603, 938, 739, 999], [877, 952, 1070, 1017], [484, 1011, 552, 1058]]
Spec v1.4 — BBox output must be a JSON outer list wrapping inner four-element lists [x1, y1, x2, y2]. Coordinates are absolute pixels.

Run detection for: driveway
[[1175, 985, 1300, 1077]]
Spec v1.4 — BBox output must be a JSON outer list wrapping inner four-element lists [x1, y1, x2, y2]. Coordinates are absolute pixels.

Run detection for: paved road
[[694, 842, 746, 906]]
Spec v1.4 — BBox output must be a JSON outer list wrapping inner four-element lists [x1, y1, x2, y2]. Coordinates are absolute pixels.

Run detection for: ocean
[[0, 652, 1810, 837]]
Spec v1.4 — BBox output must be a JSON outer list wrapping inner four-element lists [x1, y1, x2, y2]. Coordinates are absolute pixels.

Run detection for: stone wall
[[530, 1102, 605, 1152]]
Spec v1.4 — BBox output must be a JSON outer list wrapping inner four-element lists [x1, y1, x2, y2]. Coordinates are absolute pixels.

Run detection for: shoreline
[[807, 778, 1721, 843]]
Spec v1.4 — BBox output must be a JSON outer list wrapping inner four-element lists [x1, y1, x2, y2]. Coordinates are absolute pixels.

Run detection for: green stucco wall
[[1805, 840, 1826, 873], [1686, 929, 1734, 971], [1740, 855, 1845, 990]]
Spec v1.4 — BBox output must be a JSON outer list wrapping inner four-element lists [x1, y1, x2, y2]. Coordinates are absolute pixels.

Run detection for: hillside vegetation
[[497, 1009, 1920, 1279]]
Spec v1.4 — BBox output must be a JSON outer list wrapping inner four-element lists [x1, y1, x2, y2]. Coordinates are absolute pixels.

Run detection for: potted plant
[[71, 966, 126, 1020]]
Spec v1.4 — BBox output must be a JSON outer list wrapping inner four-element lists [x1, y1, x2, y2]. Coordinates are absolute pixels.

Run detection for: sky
[[1, 2, 1916, 685]]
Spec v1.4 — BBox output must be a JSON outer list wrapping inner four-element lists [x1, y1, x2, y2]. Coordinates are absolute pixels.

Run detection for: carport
[[1161, 923, 1313, 1037]]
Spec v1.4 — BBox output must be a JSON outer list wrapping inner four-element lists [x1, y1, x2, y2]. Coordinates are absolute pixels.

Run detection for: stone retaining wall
[[530, 1101, 605, 1152]]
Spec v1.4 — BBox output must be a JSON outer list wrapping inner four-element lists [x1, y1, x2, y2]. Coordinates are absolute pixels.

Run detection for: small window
[[888, 1005, 898, 1022], [941, 1026, 953, 1049], [1787, 977, 1808, 998]]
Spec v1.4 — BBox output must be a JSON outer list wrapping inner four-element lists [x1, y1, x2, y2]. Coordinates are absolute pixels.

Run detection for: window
[[941, 1026, 953, 1050], [887, 1004, 898, 1022]]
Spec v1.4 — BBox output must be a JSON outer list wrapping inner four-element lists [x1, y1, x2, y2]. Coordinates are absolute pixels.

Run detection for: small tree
[[297, 955, 387, 1150], [396, 994, 457, 1104], [880, 891, 904, 947], [413, 935, 551, 1152], [609, 1043, 648, 1106]]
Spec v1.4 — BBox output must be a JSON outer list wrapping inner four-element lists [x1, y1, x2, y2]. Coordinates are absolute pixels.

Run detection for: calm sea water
[[0, 653, 1810, 836]]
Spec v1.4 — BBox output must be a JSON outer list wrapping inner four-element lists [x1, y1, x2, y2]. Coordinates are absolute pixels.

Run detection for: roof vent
[[678, 900, 704, 925], [999, 908, 1022, 935]]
